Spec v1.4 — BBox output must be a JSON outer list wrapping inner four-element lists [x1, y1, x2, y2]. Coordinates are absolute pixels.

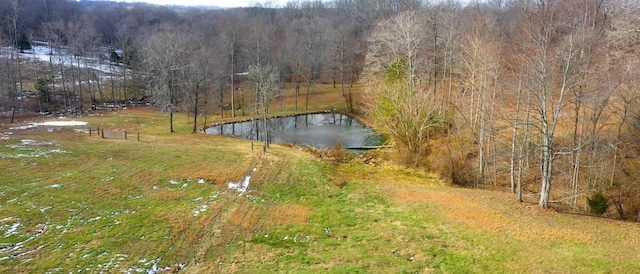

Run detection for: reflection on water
[[204, 113, 384, 151]]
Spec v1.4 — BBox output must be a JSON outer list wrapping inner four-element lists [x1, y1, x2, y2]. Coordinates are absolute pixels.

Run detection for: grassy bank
[[1, 108, 639, 273]]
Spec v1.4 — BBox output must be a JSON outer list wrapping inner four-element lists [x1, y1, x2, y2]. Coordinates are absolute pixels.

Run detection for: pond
[[204, 112, 385, 152]]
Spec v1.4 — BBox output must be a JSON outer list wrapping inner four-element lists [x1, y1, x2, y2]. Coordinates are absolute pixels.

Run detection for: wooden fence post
[[101, 129, 105, 139], [125, 131, 128, 140], [137, 132, 140, 141]]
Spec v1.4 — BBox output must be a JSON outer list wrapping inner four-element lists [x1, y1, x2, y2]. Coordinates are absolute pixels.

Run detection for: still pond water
[[204, 113, 384, 151]]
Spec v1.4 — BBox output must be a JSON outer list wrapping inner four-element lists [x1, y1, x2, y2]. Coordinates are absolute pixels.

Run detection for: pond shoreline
[[203, 111, 385, 152], [201, 109, 374, 132]]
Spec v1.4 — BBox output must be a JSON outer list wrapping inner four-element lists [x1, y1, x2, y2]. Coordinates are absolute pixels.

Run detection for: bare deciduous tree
[[247, 63, 280, 147], [518, 0, 598, 208], [363, 10, 426, 86], [300, 16, 331, 111], [457, 12, 502, 186], [216, 12, 246, 118], [143, 24, 195, 133]]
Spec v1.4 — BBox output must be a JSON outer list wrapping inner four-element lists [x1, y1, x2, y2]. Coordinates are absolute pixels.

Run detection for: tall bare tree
[[247, 63, 280, 147], [300, 16, 331, 111], [5, 0, 22, 123], [284, 20, 305, 111], [457, 17, 502, 186], [245, 13, 276, 114], [517, 0, 600, 208], [143, 24, 194, 133], [65, 15, 98, 114], [363, 10, 426, 86], [216, 11, 246, 118]]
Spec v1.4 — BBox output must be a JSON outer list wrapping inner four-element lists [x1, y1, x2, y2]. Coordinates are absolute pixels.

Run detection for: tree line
[[0, 0, 412, 122], [1, 0, 640, 220], [360, 0, 640, 220]]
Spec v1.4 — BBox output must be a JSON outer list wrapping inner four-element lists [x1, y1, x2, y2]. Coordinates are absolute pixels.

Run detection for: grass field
[[1, 103, 640, 273]]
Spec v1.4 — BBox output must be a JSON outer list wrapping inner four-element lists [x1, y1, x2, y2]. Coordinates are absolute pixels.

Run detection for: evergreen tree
[[17, 34, 31, 52]]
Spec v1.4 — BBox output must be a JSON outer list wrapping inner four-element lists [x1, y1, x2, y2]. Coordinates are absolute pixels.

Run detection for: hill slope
[[0, 109, 638, 273]]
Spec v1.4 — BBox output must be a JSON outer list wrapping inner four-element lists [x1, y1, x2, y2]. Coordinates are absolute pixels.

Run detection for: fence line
[[88, 128, 140, 141]]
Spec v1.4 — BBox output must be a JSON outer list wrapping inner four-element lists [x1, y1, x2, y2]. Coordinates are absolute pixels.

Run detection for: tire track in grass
[[188, 195, 240, 273]]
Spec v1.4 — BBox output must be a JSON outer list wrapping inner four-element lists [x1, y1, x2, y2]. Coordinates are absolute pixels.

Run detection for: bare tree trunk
[[339, 35, 346, 97], [479, 92, 486, 186], [540, 131, 552, 208], [170, 110, 174, 133], [611, 89, 634, 188], [230, 51, 236, 118], [83, 59, 93, 108], [570, 95, 584, 208], [193, 84, 199, 134], [510, 76, 523, 193], [10, 0, 21, 122], [69, 58, 77, 113], [93, 70, 104, 105], [122, 64, 128, 107], [77, 58, 83, 114], [305, 65, 312, 112], [60, 63, 69, 112], [9, 52, 18, 123], [110, 64, 117, 108], [219, 79, 224, 118]]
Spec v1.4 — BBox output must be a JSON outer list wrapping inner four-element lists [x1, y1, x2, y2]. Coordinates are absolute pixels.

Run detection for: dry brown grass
[[391, 187, 597, 243], [267, 204, 312, 225]]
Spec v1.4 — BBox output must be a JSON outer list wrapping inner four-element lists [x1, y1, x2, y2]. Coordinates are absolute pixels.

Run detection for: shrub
[[434, 152, 480, 187], [451, 159, 481, 188], [328, 139, 347, 164], [588, 191, 609, 216]]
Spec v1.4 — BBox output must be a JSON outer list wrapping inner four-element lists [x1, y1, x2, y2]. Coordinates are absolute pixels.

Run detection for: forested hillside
[[1, 0, 640, 220]]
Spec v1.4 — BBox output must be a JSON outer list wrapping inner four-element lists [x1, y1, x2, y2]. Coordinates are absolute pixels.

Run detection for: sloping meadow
[[2, 109, 640, 273], [0, 111, 258, 272]]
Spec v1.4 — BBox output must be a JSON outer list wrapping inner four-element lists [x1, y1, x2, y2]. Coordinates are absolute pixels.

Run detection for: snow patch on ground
[[0, 223, 47, 261], [3, 222, 22, 237], [8, 120, 88, 131], [19, 139, 53, 146], [227, 167, 258, 196], [228, 176, 251, 195], [1, 138, 69, 159], [1, 44, 118, 75], [0, 132, 12, 140], [129, 256, 184, 274], [9, 124, 38, 130], [37, 121, 88, 127], [193, 204, 208, 217]]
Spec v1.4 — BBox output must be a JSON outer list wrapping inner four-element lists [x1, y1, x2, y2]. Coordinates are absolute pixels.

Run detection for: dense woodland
[[2, 0, 640, 220]]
